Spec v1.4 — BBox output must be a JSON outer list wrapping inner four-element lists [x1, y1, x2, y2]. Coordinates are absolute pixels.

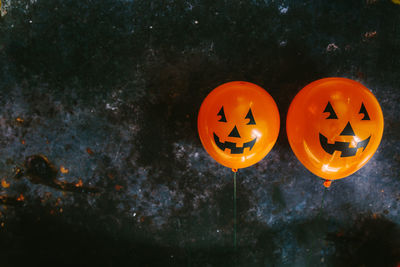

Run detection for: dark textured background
[[0, 0, 399, 266]]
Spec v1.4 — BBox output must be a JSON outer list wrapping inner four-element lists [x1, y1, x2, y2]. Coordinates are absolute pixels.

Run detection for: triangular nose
[[340, 122, 355, 136], [228, 126, 241, 138]]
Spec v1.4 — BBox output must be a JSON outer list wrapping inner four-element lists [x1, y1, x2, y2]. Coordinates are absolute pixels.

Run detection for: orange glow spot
[[0, 222, 4, 228], [21, 140, 25, 145], [323, 180, 332, 188], [115, 185, 123, 191], [1, 179, 10, 188], [17, 194, 24, 202], [59, 208, 63, 213], [14, 167, 22, 176], [15, 117, 24, 123], [364, 31, 377, 39], [86, 147, 94, 155], [75, 179, 83, 187], [55, 197, 61, 206], [60, 166, 69, 174]]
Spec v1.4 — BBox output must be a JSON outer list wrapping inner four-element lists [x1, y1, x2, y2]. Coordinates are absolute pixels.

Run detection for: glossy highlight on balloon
[[286, 77, 384, 180], [198, 81, 280, 170]]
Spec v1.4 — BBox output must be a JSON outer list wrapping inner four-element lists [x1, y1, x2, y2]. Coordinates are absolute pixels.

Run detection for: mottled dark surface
[[0, 0, 399, 266]]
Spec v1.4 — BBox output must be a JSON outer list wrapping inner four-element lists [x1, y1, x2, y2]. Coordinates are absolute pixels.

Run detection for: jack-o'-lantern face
[[198, 81, 280, 170], [286, 78, 384, 180], [213, 106, 257, 154], [319, 101, 371, 157]]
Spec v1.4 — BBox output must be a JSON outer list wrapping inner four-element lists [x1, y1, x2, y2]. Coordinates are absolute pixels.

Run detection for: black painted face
[[213, 106, 257, 154], [319, 102, 371, 157]]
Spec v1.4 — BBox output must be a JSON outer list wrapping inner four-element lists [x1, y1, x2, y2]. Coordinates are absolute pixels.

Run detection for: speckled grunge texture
[[0, 0, 399, 266]]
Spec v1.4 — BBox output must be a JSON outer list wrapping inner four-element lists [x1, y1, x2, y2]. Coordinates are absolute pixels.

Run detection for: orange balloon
[[198, 81, 280, 170], [286, 77, 384, 180]]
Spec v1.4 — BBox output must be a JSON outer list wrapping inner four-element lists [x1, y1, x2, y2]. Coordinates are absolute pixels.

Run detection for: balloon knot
[[232, 168, 238, 172], [323, 180, 332, 188]]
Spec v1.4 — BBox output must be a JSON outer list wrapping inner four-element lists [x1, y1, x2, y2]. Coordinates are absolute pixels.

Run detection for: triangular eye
[[323, 102, 338, 119], [217, 107, 227, 122], [245, 108, 256, 125], [359, 103, 370, 120]]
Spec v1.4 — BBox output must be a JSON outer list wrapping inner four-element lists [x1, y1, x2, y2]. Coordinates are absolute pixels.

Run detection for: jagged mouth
[[319, 133, 371, 157], [213, 133, 257, 154]]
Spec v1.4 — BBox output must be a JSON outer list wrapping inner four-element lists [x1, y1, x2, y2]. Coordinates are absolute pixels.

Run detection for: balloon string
[[233, 171, 237, 251], [317, 186, 327, 221], [307, 186, 327, 264]]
